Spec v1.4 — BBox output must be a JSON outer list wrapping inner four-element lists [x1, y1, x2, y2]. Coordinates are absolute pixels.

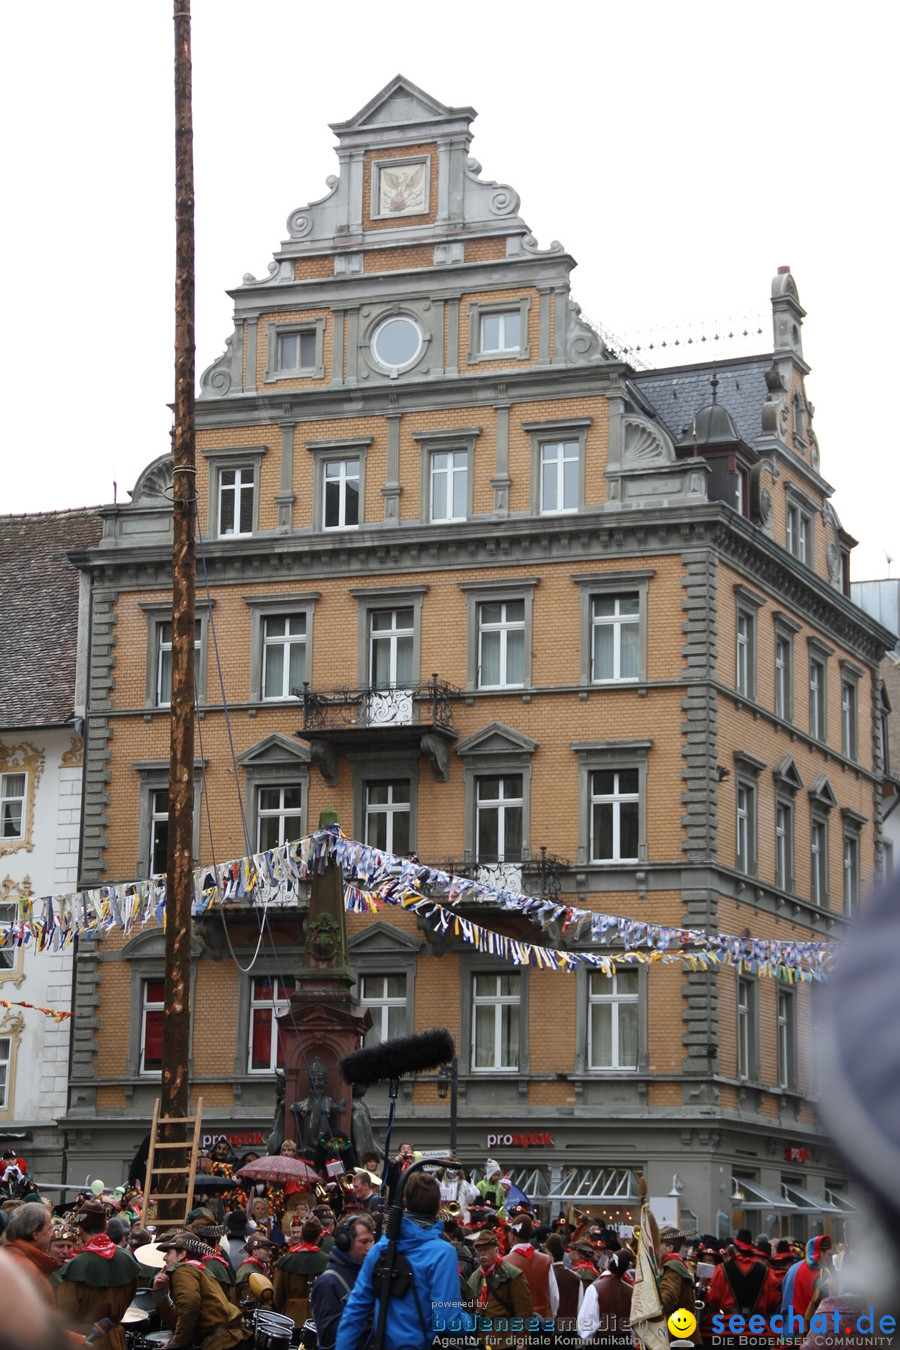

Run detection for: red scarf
[[82, 1234, 117, 1261], [477, 1259, 502, 1309], [288, 1241, 321, 1254], [510, 1243, 535, 1258]]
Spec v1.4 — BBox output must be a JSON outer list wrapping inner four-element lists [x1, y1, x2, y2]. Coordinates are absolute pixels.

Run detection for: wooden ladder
[[142, 1095, 204, 1229]]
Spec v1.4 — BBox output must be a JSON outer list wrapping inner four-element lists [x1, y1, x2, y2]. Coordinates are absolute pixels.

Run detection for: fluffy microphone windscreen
[[340, 1028, 454, 1086]]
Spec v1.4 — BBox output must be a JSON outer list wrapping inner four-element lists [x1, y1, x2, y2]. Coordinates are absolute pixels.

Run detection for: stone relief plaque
[[374, 157, 429, 217]]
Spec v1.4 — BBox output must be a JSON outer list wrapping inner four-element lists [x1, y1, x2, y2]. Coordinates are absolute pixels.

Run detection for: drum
[[254, 1308, 295, 1350], [300, 1319, 317, 1350]]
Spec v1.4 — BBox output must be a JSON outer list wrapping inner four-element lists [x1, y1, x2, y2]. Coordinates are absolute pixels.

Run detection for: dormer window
[[480, 310, 521, 354]]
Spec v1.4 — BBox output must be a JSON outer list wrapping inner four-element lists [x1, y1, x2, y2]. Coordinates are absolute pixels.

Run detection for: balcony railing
[[295, 675, 459, 734], [437, 849, 570, 901]]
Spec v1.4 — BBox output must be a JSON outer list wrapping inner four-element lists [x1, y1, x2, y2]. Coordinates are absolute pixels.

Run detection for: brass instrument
[[439, 1200, 462, 1218]]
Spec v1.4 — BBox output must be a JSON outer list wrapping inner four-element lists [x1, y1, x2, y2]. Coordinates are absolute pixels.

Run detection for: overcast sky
[[3, 1, 897, 581]]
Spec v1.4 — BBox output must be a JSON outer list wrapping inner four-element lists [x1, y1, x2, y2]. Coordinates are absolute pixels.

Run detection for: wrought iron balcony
[[295, 675, 459, 734], [294, 676, 460, 784], [435, 849, 570, 901]]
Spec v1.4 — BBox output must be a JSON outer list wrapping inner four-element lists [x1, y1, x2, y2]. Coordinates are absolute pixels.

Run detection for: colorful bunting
[[0, 826, 832, 981]]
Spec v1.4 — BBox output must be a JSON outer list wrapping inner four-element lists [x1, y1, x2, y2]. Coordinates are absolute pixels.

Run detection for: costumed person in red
[[791, 1235, 833, 1322], [272, 1214, 329, 1328], [55, 1199, 141, 1350], [569, 1238, 599, 1287], [706, 1229, 780, 1325]]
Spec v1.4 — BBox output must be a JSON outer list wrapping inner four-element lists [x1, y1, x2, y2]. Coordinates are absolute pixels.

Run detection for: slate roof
[[631, 353, 773, 449], [0, 508, 102, 728]]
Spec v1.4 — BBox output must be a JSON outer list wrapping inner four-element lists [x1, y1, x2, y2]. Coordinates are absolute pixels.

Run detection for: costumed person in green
[[272, 1214, 329, 1328], [658, 1226, 703, 1343], [467, 1227, 534, 1350], [476, 1158, 507, 1218], [55, 1200, 140, 1350]]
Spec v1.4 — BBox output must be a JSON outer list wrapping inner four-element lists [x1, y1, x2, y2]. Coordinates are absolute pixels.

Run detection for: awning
[[732, 1178, 798, 1211], [781, 1183, 842, 1215], [824, 1188, 859, 1214]]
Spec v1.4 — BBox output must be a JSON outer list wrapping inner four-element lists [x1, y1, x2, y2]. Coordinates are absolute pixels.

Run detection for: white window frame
[[589, 767, 641, 864], [575, 742, 650, 867], [842, 818, 862, 916], [840, 667, 859, 761], [0, 773, 25, 843], [471, 971, 521, 1072], [575, 571, 653, 687], [587, 969, 640, 1071], [524, 417, 591, 517], [307, 439, 371, 532], [323, 457, 360, 531], [261, 613, 308, 701], [539, 440, 580, 515], [477, 598, 526, 689], [202, 446, 267, 540], [775, 796, 794, 892], [430, 449, 469, 522], [808, 638, 832, 744], [359, 973, 408, 1047], [248, 975, 295, 1074], [149, 787, 169, 877], [736, 976, 758, 1082], [733, 751, 765, 879], [369, 607, 415, 690], [777, 985, 796, 1090], [480, 310, 521, 354], [461, 579, 537, 692], [475, 774, 524, 863], [142, 603, 211, 711], [414, 427, 480, 525], [734, 586, 765, 703], [0, 1035, 11, 1110], [810, 814, 828, 907], [264, 317, 326, 383], [0, 902, 16, 972], [590, 592, 641, 683], [139, 977, 165, 1076], [218, 464, 256, 538], [467, 298, 531, 365], [364, 779, 411, 856], [786, 503, 813, 565], [256, 783, 304, 852]]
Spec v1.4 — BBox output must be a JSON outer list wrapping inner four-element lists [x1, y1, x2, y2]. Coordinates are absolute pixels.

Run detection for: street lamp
[[437, 1056, 458, 1154]]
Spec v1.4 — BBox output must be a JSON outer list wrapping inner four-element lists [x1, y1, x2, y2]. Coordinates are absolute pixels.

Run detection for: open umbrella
[[236, 1154, 321, 1187]]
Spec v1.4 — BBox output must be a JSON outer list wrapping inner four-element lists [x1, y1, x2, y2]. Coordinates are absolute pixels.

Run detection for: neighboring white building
[[0, 508, 100, 1179]]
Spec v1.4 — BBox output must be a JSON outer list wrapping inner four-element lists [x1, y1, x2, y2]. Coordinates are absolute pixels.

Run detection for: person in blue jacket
[[335, 1170, 471, 1350]]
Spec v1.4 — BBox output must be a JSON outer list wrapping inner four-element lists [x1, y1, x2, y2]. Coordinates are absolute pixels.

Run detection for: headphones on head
[[334, 1215, 373, 1253]]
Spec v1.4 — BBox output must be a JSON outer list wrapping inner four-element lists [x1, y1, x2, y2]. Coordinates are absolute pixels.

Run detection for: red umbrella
[[236, 1155, 321, 1187]]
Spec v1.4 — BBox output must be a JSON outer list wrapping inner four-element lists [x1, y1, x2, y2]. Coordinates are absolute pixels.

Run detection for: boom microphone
[[340, 1028, 454, 1086]]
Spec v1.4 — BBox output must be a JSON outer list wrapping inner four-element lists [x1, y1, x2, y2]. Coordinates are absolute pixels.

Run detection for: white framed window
[[360, 973, 407, 1047], [0, 903, 15, 971], [774, 634, 792, 720], [786, 503, 813, 565], [843, 824, 861, 916], [369, 607, 415, 689], [775, 797, 794, 892], [257, 785, 303, 851], [0, 1036, 10, 1110], [140, 978, 165, 1075], [218, 465, 255, 537], [323, 458, 360, 530], [149, 788, 169, 876], [735, 587, 764, 702], [371, 315, 424, 374], [588, 969, 639, 1070], [262, 614, 307, 700], [777, 986, 796, 1089], [430, 450, 468, 522], [0, 773, 25, 842], [248, 975, 296, 1073], [480, 310, 521, 354], [736, 779, 756, 876], [810, 659, 826, 738], [468, 298, 531, 365], [590, 768, 640, 862], [841, 672, 859, 761], [810, 816, 828, 906], [737, 976, 757, 1081], [477, 599, 525, 688], [472, 972, 520, 1071], [365, 780, 411, 855], [476, 775, 523, 863], [540, 440, 580, 515], [154, 619, 202, 709], [591, 593, 640, 682], [264, 318, 326, 382]]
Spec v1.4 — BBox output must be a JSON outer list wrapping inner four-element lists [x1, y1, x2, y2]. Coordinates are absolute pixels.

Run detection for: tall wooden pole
[[163, 0, 196, 1181]]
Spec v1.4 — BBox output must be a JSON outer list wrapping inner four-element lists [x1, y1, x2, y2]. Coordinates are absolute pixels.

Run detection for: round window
[[371, 316, 423, 371]]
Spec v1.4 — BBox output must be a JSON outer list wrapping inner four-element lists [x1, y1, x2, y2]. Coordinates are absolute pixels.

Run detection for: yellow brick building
[[67, 77, 891, 1239]]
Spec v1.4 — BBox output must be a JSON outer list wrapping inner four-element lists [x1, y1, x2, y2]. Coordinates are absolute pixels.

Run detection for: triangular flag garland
[[0, 825, 831, 982]]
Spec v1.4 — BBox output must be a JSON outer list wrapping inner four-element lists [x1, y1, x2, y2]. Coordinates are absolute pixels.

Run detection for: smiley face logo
[[667, 1308, 697, 1339]]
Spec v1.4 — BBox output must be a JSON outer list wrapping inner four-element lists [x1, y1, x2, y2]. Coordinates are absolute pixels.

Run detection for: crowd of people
[[0, 1139, 875, 1350]]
